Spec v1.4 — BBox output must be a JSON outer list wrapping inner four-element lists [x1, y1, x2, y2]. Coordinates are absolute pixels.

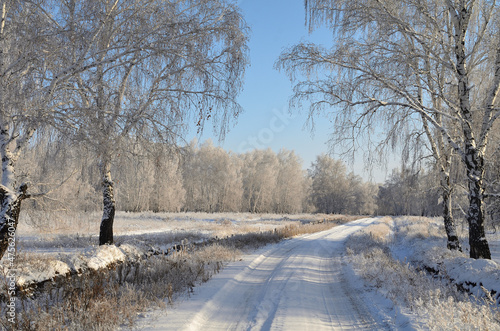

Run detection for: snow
[[15, 244, 148, 289], [8, 212, 318, 290], [4, 213, 500, 329], [84, 245, 126, 270], [443, 257, 500, 293], [134, 218, 396, 330], [17, 259, 71, 288], [131, 216, 500, 330], [389, 217, 500, 302]]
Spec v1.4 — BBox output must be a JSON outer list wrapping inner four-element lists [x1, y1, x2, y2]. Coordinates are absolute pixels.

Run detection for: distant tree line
[[21, 138, 380, 216]]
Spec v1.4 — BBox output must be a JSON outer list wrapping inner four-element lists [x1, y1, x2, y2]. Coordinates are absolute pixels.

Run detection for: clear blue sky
[[189, 0, 399, 183]]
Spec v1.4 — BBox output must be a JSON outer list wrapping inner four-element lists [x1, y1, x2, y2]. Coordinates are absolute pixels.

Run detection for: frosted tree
[[112, 140, 185, 212], [345, 173, 378, 215], [56, 0, 248, 245], [113, 141, 153, 212], [147, 144, 185, 213], [241, 149, 279, 213], [274, 150, 307, 214], [0, 0, 113, 259], [309, 154, 351, 214], [278, 0, 500, 259], [376, 168, 441, 216], [0, 1, 49, 259], [20, 135, 101, 215], [182, 140, 242, 212]]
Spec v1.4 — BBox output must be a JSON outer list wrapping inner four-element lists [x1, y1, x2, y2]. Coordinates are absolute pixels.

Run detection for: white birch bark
[[99, 156, 115, 245], [0, 1, 36, 259], [449, 2, 491, 259]]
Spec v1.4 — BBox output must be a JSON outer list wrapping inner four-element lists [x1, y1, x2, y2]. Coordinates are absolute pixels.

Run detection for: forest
[[21, 138, 374, 216]]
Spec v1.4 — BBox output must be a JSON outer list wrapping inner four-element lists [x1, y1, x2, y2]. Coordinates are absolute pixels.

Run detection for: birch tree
[[277, 0, 500, 259], [241, 149, 279, 213], [376, 168, 441, 216], [111, 139, 185, 212], [147, 144, 185, 213], [0, 0, 107, 259], [57, 0, 248, 245], [274, 150, 307, 214], [0, 2, 40, 259], [308, 154, 374, 214]]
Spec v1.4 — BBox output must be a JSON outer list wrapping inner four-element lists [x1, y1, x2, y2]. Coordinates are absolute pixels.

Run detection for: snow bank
[[391, 217, 500, 303], [415, 245, 500, 300], [83, 245, 127, 270], [443, 257, 500, 296], [346, 216, 500, 330], [15, 244, 147, 290], [17, 259, 71, 288]]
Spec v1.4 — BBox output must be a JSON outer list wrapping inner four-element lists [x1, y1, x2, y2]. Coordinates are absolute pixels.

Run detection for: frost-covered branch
[[280, 0, 499, 258]]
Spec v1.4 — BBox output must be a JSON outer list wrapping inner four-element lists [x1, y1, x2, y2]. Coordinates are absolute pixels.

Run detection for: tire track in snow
[[139, 218, 383, 330]]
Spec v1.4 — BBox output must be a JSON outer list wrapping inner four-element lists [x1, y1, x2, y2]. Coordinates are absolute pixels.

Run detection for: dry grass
[[393, 216, 444, 241], [364, 218, 392, 243], [277, 222, 337, 237]]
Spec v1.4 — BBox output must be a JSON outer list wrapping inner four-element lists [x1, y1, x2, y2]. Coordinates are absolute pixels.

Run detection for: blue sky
[[189, 0, 398, 183]]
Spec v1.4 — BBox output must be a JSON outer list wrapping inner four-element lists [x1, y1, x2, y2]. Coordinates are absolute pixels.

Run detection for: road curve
[[141, 218, 382, 330]]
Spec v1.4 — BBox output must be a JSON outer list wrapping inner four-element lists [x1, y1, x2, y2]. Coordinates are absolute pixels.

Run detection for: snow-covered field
[[4, 213, 500, 330], [16, 211, 332, 253]]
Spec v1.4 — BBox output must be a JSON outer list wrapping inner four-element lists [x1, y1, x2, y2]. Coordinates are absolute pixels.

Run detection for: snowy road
[[140, 218, 382, 330]]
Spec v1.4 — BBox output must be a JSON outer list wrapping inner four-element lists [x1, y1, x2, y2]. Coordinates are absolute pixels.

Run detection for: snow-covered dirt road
[[139, 217, 384, 330]]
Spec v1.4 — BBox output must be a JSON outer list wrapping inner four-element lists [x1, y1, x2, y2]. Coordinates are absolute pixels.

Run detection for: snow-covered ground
[[135, 218, 389, 330], [5, 213, 500, 330], [9, 212, 344, 292], [346, 216, 500, 330], [132, 216, 500, 330]]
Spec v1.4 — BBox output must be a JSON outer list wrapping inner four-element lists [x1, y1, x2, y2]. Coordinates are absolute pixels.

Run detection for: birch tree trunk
[[0, 123, 31, 259], [464, 149, 491, 259], [0, 184, 27, 259], [441, 173, 461, 251], [99, 158, 115, 246], [452, 3, 491, 259]]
